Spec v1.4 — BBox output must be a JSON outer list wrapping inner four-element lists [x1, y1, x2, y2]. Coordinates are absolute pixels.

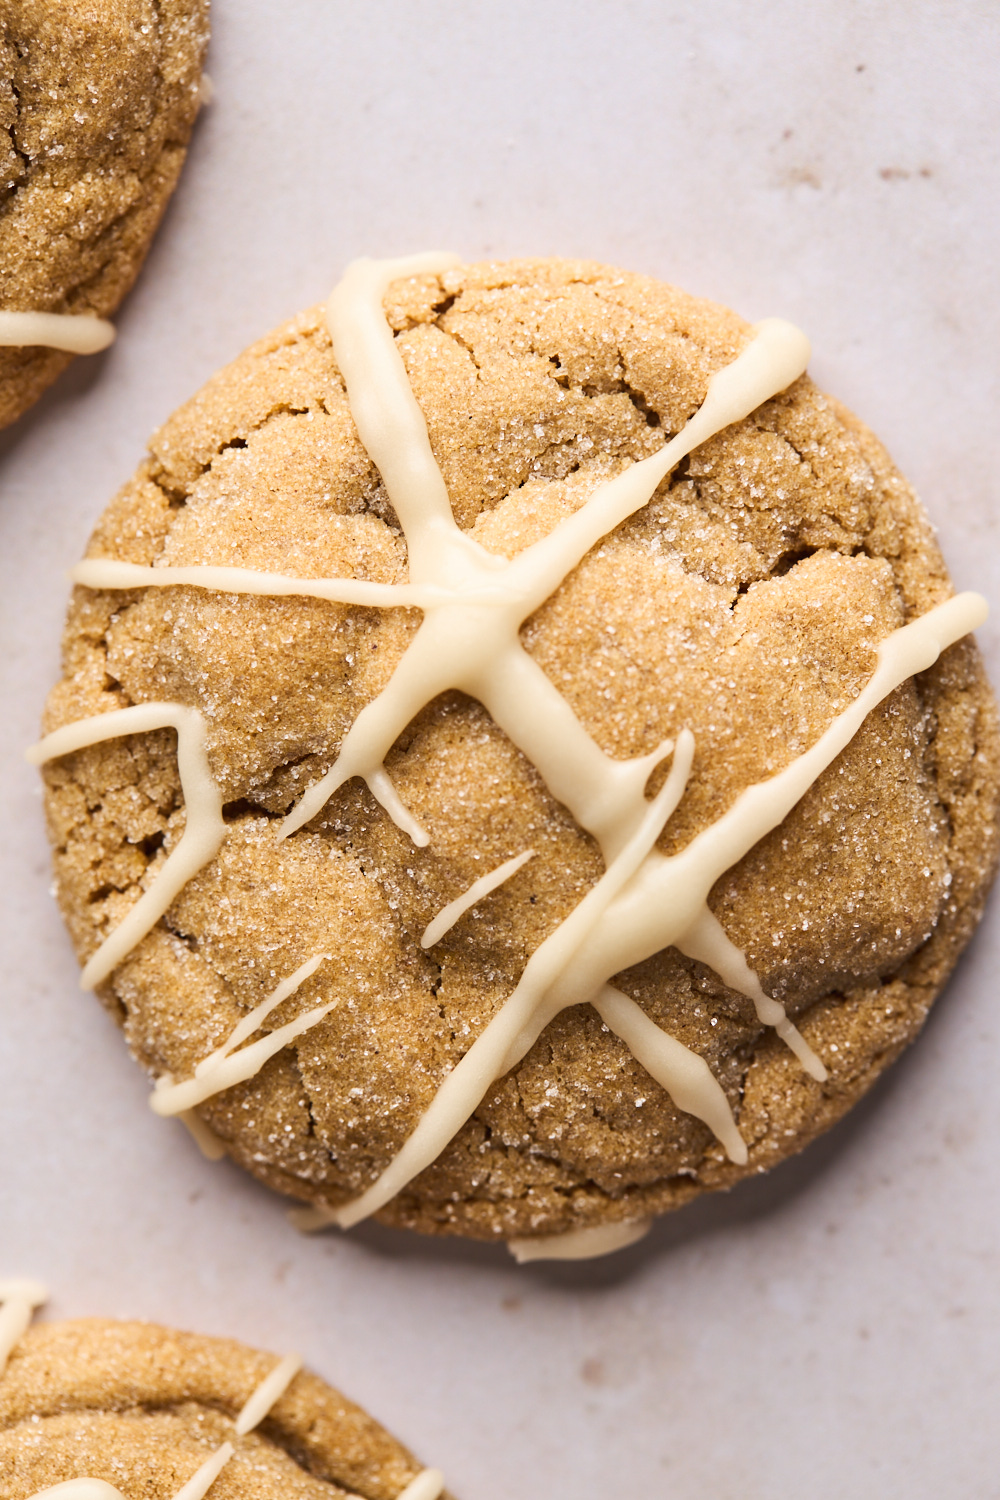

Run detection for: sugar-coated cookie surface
[[0, 1316, 442, 1500], [37, 257, 1000, 1245], [0, 0, 209, 429]]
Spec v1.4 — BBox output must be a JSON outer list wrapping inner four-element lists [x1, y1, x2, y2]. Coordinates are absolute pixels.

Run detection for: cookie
[[0, 1282, 446, 1500], [31, 254, 1000, 1255], [0, 0, 210, 430]]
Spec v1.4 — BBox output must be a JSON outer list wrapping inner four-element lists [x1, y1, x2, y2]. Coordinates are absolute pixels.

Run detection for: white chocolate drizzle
[[233, 1351, 302, 1434], [421, 850, 535, 949], [173, 1442, 234, 1500], [30, 254, 989, 1247], [176, 1106, 229, 1160], [28, 704, 225, 991], [71, 558, 457, 612], [0, 311, 115, 354], [397, 1471, 446, 1500], [508, 1220, 652, 1263], [151, 957, 334, 1119], [0, 1279, 48, 1376], [286, 1202, 341, 1233]]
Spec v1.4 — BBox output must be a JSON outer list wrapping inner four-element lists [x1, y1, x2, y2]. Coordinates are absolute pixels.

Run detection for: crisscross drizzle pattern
[[30, 255, 987, 1247]]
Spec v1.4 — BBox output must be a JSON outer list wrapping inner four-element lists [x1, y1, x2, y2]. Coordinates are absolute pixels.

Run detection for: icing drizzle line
[[27, 704, 224, 991], [0, 311, 115, 354], [0, 1285, 443, 1500], [0, 1279, 47, 1376], [508, 1220, 652, 1263], [151, 956, 335, 1117], [421, 849, 535, 949], [28, 254, 988, 1245]]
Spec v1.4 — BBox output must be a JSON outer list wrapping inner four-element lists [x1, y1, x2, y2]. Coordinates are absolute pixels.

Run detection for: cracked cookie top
[[37, 257, 1000, 1245], [0, 0, 209, 428], [0, 1316, 442, 1500]]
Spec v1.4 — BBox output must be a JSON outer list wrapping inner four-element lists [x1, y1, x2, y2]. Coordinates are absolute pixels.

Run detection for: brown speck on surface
[[781, 164, 822, 190]]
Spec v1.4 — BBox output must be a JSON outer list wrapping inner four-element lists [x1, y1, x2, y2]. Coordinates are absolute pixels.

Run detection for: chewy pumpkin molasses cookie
[[0, 0, 209, 430], [0, 1282, 446, 1500], [32, 254, 1000, 1258]]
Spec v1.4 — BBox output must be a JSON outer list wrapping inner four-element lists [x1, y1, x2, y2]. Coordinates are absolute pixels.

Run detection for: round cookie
[[0, 0, 209, 430], [0, 1309, 445, 1500], [35, 256, 1000, 1249]]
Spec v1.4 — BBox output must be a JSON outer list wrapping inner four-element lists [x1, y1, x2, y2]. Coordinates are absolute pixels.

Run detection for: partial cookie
[[0, 0, 210, 429], [0, 1293, 446, 1500], [34, 255, 1000, 1252]]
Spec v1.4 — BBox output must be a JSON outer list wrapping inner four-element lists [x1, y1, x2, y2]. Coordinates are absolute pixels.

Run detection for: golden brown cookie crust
[[39, 257, 1000, 1241], [0, 0, 209, 429], [0, 1319, 436, 1500]]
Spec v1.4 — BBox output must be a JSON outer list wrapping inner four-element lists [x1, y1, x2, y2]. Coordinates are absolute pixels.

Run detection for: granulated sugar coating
[[39, 258, 1000, 1242], [0, 0, 209, 428], [0, 1319, 439, 1499]]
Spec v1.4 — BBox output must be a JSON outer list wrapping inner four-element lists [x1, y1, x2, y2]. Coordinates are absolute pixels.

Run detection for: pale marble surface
[[2, 4, 998, 1497]]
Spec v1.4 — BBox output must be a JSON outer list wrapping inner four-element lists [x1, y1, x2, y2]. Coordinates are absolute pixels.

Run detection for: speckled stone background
[[2, 4, 998, 1497]]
